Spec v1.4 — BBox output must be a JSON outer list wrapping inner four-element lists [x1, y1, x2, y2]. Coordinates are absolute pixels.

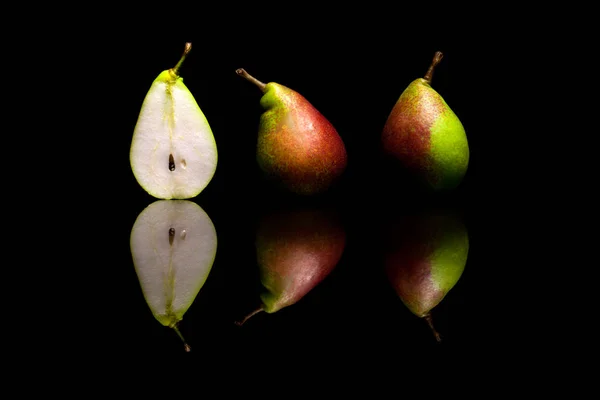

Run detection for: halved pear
[[130, 199, 218, 352], [130, 43, 218, 199]]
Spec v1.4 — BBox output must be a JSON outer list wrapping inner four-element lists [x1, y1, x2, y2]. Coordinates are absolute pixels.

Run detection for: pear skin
[[382, 52, 469, 191], [236, 206, 346, 325], [236, 68, 347, 195], [384, 209, 468, 342]]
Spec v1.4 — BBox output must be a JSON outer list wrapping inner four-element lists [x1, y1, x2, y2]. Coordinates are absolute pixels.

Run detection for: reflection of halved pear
[[130, 200, 217, 352]]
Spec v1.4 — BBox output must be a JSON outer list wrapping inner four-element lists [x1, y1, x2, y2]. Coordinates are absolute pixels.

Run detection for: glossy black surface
[[81, 31, 536, 365], [120, 189, 479, 355]]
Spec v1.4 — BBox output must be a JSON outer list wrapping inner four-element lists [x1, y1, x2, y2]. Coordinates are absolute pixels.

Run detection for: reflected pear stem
[[424, 313, 442, 343], [235, 305, 265, 326], [171, 42, 192, 77], [236, 68, 266, 93], [424, 51, 444, 84], [172, 324, 191, 352]]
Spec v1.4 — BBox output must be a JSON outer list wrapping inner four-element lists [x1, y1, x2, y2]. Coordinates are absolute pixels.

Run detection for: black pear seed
[[169, 227, 175, 246], [169, 154, 175, 171]]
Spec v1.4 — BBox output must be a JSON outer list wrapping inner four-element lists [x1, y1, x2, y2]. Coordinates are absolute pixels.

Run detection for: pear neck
[[424, 51, 443, 84]]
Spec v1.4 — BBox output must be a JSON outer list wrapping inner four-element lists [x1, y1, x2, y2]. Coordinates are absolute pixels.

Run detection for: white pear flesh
[[130, 200, 217, 327], [130, 70, 218, 199]]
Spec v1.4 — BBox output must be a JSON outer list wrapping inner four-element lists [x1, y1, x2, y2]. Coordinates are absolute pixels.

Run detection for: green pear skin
[[384, 210, 468, 341], [130, 200, 218, 351], [236, 207, 346, 325], [130, 43, 218, 200], [236, 68, 347, 195], [382, 52, 469, 191]]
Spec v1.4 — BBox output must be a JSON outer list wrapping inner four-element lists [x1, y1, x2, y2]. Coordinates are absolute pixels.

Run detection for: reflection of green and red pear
[[236, 68, 347, 195], [381, 51, 469, 191], [236, 207, 346, 325], [384, 212, 468, 342]]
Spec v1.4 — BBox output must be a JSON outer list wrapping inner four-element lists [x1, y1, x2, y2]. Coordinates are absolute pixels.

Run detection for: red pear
[[236, 68, 348, 195]]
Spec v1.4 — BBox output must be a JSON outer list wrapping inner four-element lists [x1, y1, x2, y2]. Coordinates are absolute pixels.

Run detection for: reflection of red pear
[[236, 206, 346, 325], [383, 209, 468, 342]]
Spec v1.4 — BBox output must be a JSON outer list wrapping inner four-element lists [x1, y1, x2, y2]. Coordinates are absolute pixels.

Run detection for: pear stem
[[424, 313, 442, 343], [423, 51, 444, 84], [236, 68, 266, 92], [234, 305, 264, 326], [172, 324, 191, 352], [171, 42, 192, 77]]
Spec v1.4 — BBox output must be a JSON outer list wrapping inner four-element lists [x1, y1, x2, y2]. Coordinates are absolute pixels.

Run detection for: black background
[[75, 17, 551, 372]]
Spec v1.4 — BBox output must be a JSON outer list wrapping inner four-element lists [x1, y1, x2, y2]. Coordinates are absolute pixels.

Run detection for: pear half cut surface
[[130, 199, 218, 352], [130, 43, 218, 199]]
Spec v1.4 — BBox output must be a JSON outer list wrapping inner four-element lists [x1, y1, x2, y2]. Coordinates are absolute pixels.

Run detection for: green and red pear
[[236, 205, 346, 325], [236, 68, 347, 195], [383, 208, 469, 342], [381, 51, 469, 191]]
